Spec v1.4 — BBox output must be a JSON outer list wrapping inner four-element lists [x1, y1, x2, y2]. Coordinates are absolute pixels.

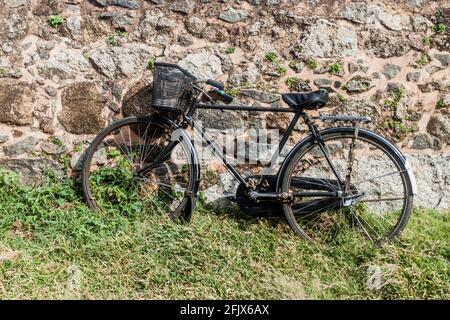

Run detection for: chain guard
[[236, 176, 284, 217], [236, 175, 353, 217]]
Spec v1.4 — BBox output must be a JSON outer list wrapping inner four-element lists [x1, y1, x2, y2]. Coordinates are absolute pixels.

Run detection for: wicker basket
[[151, 63, 196, 113]]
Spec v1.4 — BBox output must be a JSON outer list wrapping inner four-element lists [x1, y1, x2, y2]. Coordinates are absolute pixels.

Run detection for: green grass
[[0, 170, 448, 299]]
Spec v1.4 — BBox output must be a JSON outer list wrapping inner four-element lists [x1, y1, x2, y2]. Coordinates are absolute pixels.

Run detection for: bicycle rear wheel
[[281, 128, 414, 244], [82, 116, 194, 218]]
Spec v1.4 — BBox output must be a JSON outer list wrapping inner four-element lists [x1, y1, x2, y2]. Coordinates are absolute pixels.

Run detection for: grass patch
[[0, 170, 448, 299]]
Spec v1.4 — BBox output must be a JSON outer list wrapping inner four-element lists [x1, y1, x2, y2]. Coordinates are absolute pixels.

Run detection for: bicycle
[[81, 62, 417, 244]]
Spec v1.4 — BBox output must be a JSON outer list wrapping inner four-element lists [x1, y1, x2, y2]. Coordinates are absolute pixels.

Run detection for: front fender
[[168, 121, 201, 222]]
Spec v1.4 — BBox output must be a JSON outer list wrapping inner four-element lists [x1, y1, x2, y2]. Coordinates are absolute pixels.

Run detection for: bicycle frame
[[183, 101, 345, 196], [137, 97, 350, 202]]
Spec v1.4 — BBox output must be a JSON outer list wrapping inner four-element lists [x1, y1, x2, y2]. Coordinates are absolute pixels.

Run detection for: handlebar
[[206, 79, 225, 90], [210, 88, 234, 104], [193, 79, 233, 104]]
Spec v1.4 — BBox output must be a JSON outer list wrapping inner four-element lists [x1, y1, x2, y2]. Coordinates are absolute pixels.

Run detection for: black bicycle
[[81, 62, 417, 244]]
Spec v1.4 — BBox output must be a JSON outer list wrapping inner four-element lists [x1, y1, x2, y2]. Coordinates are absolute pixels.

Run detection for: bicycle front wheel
[[82, 116, 195, 218], [281, 128, 414, 244]]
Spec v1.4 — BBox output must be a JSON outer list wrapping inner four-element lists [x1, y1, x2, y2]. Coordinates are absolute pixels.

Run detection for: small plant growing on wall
[[264, 51, 278, 63], [225, 88, 240, 97], [285, 77, 299, 88], [436, 98, 447, 109], [277, 65, 287, 76], [328, 62, 343, 75], [48, 15, 64, 28], [432, 23, 446, 34], [225, 47, 236, 54], [147, 58, 156, 71], [306, 58, 318, 70], [416, 53, 429, 66], [106, 31, 127, 46]]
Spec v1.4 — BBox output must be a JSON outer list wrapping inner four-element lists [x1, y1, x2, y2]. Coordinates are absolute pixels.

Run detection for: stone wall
[[0, 0, 448, 210]]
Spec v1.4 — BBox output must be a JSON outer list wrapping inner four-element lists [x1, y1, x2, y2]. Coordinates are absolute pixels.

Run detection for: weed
[[58, 154, 72, 172], [382, 86, 416, 139], [422, 36, 430, 46], [277, 65, 288, 76], [147, 58, 156, 71], [382, 119, 417, 137], [292, 46, 304, 54], [328, 62, 343, 75], [106, 31, 127, 46], [306, 58, 318, 69], [436, 98, 447, 109], [225, 88, 240, 97], [73, 141, 87, 153], [286, 77, 299, 88], [225, 47, 236, 54], [432, 23, 446, 34], [288, 59, 299, 68], [48, 15, 64, 28], [416, 53, 429, 66], [337, 94, 348, 102], [264, 51, 278, 63], [50, 137, 64, 147]]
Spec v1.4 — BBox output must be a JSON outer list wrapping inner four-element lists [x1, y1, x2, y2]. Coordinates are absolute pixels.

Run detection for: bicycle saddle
[[282, 89, 329, 110]]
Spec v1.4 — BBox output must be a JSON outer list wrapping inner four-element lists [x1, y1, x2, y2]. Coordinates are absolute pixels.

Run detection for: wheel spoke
[[353, 170, 407, 185], [83, 118, 191, 217], [360, 197, 405, 203]]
